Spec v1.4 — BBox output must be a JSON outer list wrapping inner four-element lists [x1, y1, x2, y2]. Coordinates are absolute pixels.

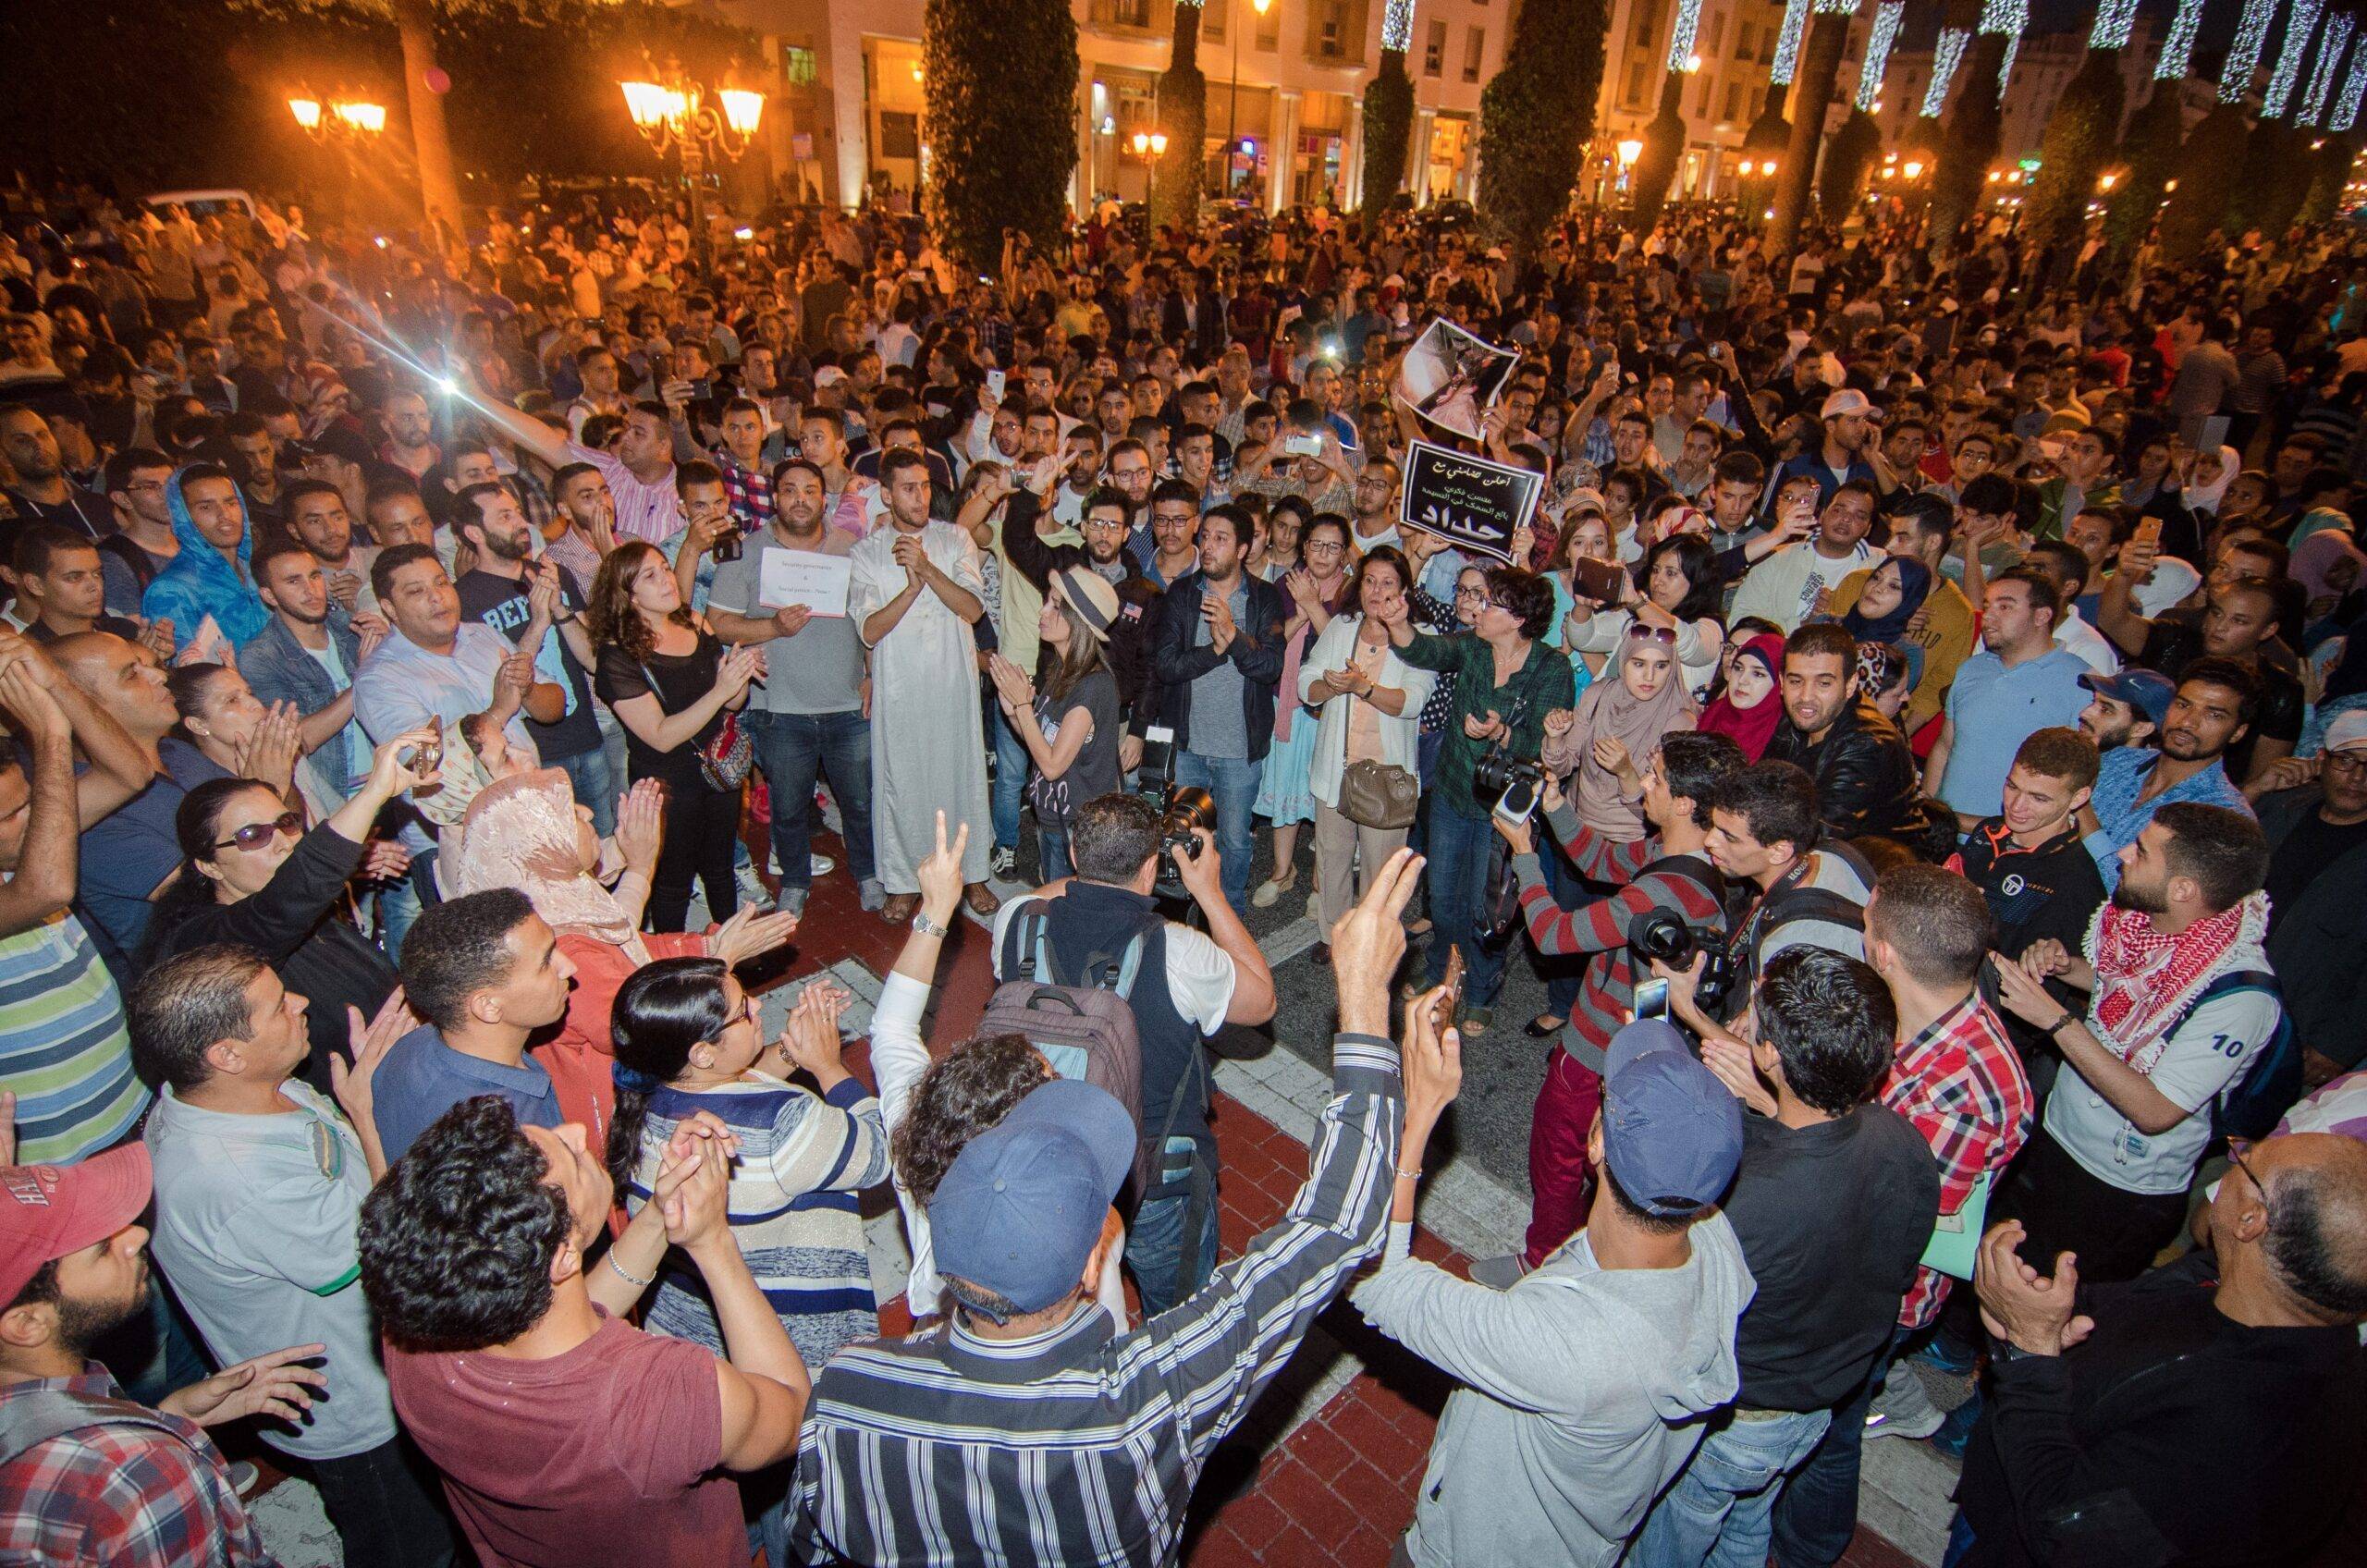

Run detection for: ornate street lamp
[[619, 64, 766, 271]]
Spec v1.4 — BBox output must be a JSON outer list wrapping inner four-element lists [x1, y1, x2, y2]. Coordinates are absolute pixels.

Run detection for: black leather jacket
[[1764, 698, 1936, 852]]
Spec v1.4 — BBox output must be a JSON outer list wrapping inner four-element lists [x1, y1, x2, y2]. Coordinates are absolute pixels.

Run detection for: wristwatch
[[912, 909, 950, 939]]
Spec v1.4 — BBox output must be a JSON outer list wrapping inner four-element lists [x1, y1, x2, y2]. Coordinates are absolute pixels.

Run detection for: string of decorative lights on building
[[1664, 0, 1703, 71], [1979, 0, 2026, 104], [1381, 0, 1414, 53], [2090, 0, 2139, 50], [2263, 0, 2323, 116], [1921, 27, 1971, 117], [2222, 0, 2281, 102], [1772, 0, 1809, 84], [2336, 45, 2367, 130], [2157, 0, 2205, 78], [2301, 12, 2355, 123], [1856, 1, 1904, 110]]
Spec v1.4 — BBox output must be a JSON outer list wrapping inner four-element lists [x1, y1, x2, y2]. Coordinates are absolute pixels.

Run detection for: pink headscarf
[[448, 768, 652, 967]]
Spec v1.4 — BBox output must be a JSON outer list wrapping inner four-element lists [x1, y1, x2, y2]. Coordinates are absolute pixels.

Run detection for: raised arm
[[0, 663, 82, 937], [1166, 853, 1416, 1464]]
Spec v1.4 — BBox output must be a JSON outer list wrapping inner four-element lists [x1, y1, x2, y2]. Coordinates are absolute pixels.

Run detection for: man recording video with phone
[[990, 793, 1275, 1311]]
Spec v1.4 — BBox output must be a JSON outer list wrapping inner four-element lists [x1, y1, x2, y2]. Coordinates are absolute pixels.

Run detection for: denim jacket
[[238, 609, 364, 792]]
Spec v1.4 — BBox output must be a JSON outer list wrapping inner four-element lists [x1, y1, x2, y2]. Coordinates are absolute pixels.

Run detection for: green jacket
[[1399, 630, 1576, 817]]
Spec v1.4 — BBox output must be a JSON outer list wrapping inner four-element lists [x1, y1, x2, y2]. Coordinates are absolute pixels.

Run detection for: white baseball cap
[[1820, 389, 1880, 422], [2324, 711, 2367, 753]]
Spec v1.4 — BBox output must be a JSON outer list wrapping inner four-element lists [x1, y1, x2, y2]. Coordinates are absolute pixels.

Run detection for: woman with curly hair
[[587, 538, 765, 930]]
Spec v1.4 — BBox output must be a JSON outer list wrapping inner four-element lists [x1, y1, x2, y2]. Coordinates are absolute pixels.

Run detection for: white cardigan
[[1297, 613, 1439, 809]]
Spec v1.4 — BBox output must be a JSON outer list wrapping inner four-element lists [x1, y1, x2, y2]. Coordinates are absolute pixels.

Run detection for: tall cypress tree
[[1361, 43, 1415, 231], [1476, 0, 1607, 262], [924, 0, 1080, 269]]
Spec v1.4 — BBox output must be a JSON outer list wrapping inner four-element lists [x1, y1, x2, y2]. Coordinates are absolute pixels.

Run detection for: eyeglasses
[[2226, 1136, 2266, 1197], [1625, 623, 1677, 646], [1305, 541, 1345, 557], [215, 811, 303, 852], [2326, 750, 2367, 775], [1453, 585, 1486, 600]]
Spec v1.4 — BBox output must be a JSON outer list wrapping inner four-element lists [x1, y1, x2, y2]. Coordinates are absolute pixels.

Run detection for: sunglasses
[[215, 811, 303, 853], [1625, 623, 1678, 645]]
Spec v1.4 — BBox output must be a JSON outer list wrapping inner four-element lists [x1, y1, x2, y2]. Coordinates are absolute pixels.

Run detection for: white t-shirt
[[990, 893, 1238, 1036], [2044, 986, 2281, 1195], [1729, 541, 1879, 632], [1757, 850, 1872, 966], [2053, 609, 2122, 677]]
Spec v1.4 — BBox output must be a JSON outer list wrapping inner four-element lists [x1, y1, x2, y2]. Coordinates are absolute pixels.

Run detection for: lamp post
[[288, 93, 388, 142], [1226, 0, 1276, 200], [619, 66, 767, 275], [1615, 137, 1643, 193]]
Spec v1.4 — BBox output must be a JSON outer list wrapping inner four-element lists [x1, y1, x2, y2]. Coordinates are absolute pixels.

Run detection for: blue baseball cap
[[2079, 668, 2174, 729], [1600, 1020, 1743, 1217], [928, 1079, 1136, 1317]]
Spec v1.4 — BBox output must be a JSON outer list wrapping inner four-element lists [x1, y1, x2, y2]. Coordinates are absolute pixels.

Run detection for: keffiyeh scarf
[[2085, 891, 2271, 1075]]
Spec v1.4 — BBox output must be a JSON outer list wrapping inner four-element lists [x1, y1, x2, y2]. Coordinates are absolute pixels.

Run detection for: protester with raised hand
[[788, 850, 1426, 1566], [140, 727, 433, 1087]]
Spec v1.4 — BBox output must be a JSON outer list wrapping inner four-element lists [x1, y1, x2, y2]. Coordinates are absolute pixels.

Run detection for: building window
[[1737, 19, 1757, 60], [1625, 58, 1649, 105], [1696, 73, 1713, 117], [1205, 0, 1227, 39], [1425, 18, 1445, 76], [1089, 0, 1154, 26], [1703, 15, 1723, 54], [1724, 80, 1744, 120], [1463, 26, 1484, 80], [1317, 0, 1348, 58], [1257, 0, 1281, 49]]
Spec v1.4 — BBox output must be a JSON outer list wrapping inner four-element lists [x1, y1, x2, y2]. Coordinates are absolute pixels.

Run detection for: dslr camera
[[1627, 909, 1736, 1018], [1159, 785, 1215, 863], [1475, 745, 1548, 820]]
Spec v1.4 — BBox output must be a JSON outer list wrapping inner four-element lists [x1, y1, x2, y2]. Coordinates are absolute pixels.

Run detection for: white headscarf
[[2182, 445, 2241, 515]]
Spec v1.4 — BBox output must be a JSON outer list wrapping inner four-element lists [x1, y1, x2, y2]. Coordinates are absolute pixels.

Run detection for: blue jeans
[[747, 709, 876, 888], [554, 745, 618, 839], [379, 848, 437, 966], [1037, 827, 1073, 882], [1634, 1407, 1833, 1568], [1126, 1143, 1220, 1314], [1538, 835, 1590, 1018], [990, 703, 1029, 852], [1772, 1328, 1907, 1568], [1173, 751, 1263, 917], [1425, 799, 1504, 1003], [1942, 1510, 1978, 1568]]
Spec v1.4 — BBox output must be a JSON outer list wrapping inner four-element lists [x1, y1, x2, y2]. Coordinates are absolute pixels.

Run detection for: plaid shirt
[[713, 447, 776, 534], [0, 1366, 272, 1568], [1882, 995, 2036, 1328]]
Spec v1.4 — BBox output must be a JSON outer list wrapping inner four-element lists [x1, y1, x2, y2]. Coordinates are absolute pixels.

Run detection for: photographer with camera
[[1681, 761, 1875, 1020], [1387, 564, 1576, 1035], [1478, 732, 1743, 1286], [989, 792, 1276, 1312]]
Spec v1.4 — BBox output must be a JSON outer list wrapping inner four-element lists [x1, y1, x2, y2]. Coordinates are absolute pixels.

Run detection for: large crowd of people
[[1, 178, 2365, 1568]]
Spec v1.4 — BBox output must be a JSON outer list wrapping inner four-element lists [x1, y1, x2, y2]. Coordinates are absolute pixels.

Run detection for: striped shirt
[[1514, 807, 1727, 1073], [567, 440, 681, 545], [0, 913, 145, 1166], [785, 1033, 1403, 1567], [628, 1073, 889, 1371]]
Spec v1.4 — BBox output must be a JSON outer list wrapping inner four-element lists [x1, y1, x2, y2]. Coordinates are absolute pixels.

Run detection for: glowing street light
[[1616, 138, 1644, 166], [619, 63, 767, 270], [288, 96, 323, 131], [288, 92, 385, 142]]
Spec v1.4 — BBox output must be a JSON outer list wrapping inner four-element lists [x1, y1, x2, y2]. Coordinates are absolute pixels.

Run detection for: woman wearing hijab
[[445, 767, 802, 1143], [1699, 631, 1785, 760], [1839, 556, 1932, 646], [1539, 621, 1698, 840]]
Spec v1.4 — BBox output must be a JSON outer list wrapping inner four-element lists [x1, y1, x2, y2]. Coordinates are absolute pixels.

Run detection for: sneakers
[[228, 1461, 262, 1500], [809, 853, 836, 878], [990, 845, 1018, 881], [858, 877, 885, 912], [1927, 1397, 1979, 1460], [735, 863, 772, 906], [1467, 1254, 1528, 1291], [779, 887, 810, 917], [1909, 1334, 1979, 1377]]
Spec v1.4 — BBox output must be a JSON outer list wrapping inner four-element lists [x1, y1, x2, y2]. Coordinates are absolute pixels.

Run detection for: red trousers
[[1524, 1048, 1603, 1268]]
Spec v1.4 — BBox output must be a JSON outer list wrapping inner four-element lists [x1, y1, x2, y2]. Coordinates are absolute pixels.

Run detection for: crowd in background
[[0, 178, 2363, 1567]]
